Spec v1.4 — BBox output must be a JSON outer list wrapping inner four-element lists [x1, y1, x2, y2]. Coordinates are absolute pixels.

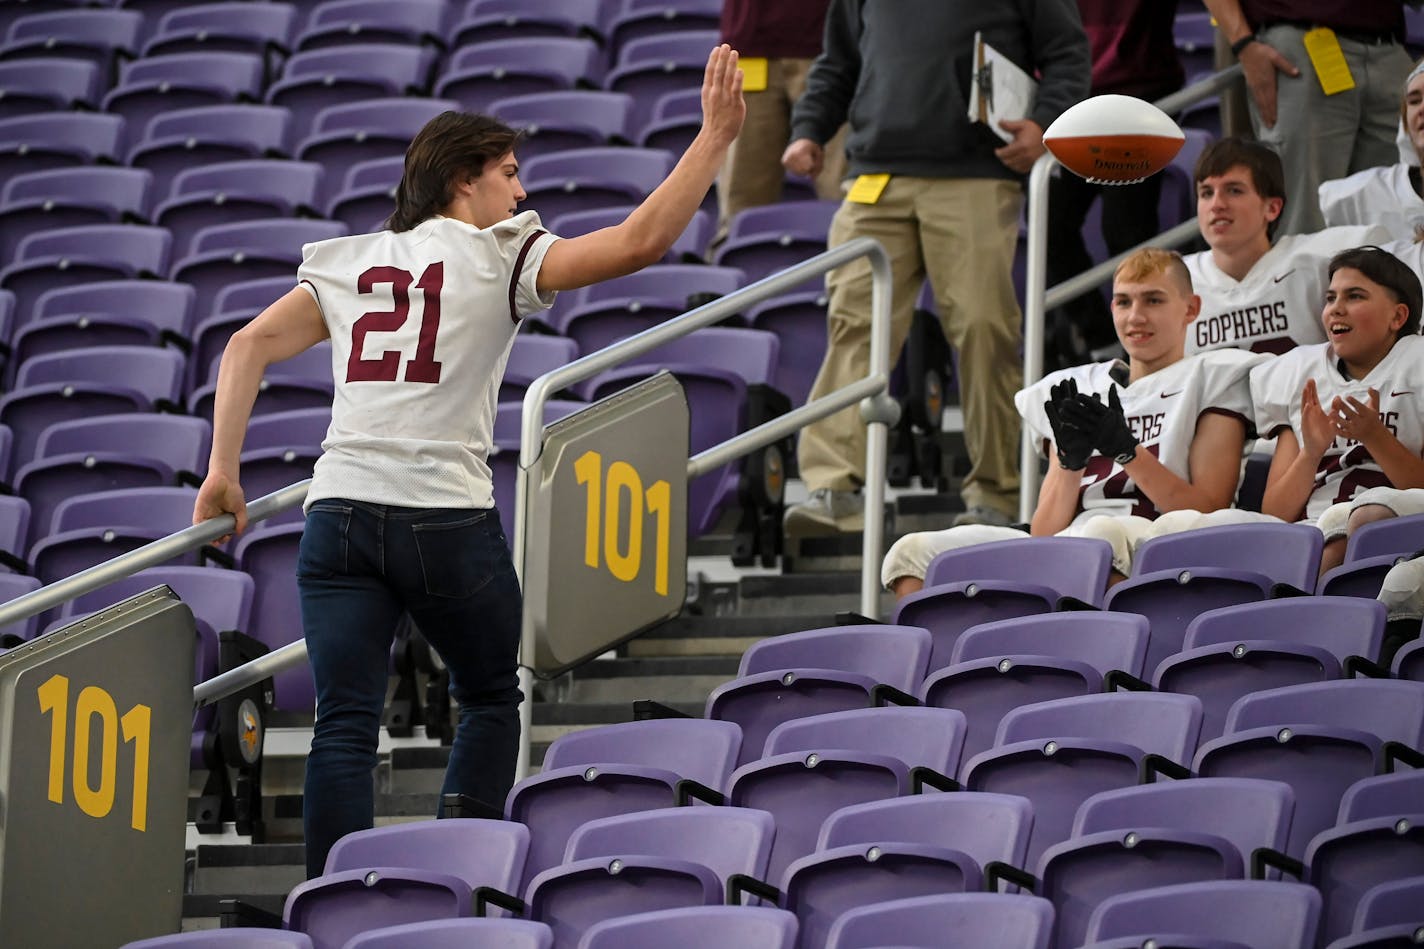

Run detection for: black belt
[[1263, 21, 1401, 45]]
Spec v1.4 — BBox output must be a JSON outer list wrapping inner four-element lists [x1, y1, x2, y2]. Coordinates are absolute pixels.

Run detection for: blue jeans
[[297, 499, 523, 878]]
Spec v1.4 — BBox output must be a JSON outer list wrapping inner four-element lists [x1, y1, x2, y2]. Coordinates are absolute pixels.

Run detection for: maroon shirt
[[1078, 0, 1185, 98], [1241, 0, 1404, 40], [720, 0, 831, 60]]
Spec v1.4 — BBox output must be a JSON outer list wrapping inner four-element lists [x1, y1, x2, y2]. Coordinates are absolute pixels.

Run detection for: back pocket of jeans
[[297, 502, 351, 580], [412, 511, 495, 598]]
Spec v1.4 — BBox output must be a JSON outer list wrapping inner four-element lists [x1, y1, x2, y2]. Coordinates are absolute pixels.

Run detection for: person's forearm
[[1125, 450, 1230, 514], [1362, 432, 1424, 491], [1030, 462, 1080, 535], [1201, 0, 1253, 45], [617, 132, 731, 266], [1261, 451, 1322, 521], [206, 332, 268, 478]]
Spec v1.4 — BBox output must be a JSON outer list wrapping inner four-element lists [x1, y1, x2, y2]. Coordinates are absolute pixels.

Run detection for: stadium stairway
[[179, 562, 895, 927]]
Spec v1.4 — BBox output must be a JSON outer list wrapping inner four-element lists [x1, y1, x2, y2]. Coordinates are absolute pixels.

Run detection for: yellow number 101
[[574, 450, 671, 596], [37, 674, 152, 832]]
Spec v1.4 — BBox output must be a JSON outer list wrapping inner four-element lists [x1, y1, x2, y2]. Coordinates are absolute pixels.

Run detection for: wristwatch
[[1230, 34, 1259, 56], [1114, 447, 1138, 466]]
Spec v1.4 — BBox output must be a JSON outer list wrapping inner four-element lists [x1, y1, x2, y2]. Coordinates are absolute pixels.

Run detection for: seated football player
[[1185, 138, 1388, 356], [1248, 245, 1424, 576], [883, 247, 1263, 599]]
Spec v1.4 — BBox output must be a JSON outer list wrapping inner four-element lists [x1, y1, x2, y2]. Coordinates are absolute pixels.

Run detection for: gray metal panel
[[0, 587, 195, 948], [523, 372, 689, 676]]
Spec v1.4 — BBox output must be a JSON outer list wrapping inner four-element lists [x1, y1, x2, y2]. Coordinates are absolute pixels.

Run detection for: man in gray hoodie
[[781, 0, 1090, 535]]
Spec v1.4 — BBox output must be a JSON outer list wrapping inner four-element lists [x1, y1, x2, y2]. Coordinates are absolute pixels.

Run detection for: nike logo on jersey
[[1272, 270, 1295, 284], [1391, 390, 1414, 398], [1160, 390, 1182, 399]]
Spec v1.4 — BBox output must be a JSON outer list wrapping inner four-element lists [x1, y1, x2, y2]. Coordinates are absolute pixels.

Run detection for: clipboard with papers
[[968, 31, 1038, 143]]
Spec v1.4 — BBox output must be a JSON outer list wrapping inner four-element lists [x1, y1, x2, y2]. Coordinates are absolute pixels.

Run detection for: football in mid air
[[1043, 94, 1185, 185]]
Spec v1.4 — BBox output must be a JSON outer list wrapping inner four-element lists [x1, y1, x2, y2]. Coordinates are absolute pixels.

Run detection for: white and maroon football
[[1043, 94, 1185, 185]]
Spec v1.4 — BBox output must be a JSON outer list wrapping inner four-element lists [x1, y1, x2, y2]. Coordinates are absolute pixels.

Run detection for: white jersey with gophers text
[[296, 212, 559, 512], [1015, 349, 1264, 524], [1318, 163, 1424, 242], [1184, 225, 1388, 356], [1249, 334, 1424, 521]]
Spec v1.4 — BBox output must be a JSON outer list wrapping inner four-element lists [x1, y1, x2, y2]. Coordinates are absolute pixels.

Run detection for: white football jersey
[[1184, 225, 1389, 356], [297, 212, 559, 511], [1318, 163, 1424, 242], [1249, 334, 1424, 520], [1016, 349, 1264, 523]]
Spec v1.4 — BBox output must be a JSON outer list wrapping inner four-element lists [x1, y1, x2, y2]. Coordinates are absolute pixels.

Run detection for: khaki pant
[[798, 176, 1024, 517], [715, 56, 847, 240]]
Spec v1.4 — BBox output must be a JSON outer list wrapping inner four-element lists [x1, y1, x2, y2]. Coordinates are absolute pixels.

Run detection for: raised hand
[[700, 44, 746, 149], [1060, 385, 1139, 464], [1331, 387, 1387, 445], [1298, 378, 1335, 458], [1045, 379, 1093, 470]]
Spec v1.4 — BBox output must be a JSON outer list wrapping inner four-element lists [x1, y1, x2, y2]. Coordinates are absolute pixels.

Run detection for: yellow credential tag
[[738, 56, 769, 92], [1303, 27, 1356, 96], [847, 173, 891, 204]]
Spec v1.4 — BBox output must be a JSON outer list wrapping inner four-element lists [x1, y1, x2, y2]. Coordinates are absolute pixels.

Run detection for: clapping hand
[[1298, 378, 1335, 457], [1059, 385, 1139, 464], [1045, 379, 1094, 470], [1330, 388, 1387, 445]]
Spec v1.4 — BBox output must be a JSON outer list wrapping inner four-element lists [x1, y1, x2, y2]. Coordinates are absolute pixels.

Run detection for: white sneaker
[[783, 488, 864, 536]]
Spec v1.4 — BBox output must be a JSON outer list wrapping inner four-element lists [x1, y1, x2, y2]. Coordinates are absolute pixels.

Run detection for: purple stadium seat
[[1084, 881, 1321, 949], [0, 344, 185, 481], [237, 407, 330, 526], [1036, 778, 1295, 948], [232, 522, 311, 713], [191, 341, 334, 422], [28, 485, 201, 585], [293, 0, 452, 51], [155, 160, 325, 257], [706, 623, 933, 766], [326, 155, 402, 234], [1395, 637, 1424, 682], [1195, 680, 1424, 858], [1339, 770, 1424, 823], [0, 110, 126, 179], [0, 166, 156, 282], [732, 706, 966, 884], [127, 105, 295, 199], [606, 0, 718, 61], [1156, 597, 1388, 742], [821, 791, 1034, 878], [826, 893, 1055, 949], [103, 52, 267, 150], [744, 289, 829, 405], [0, 57, 101, 117], [451, 0, 605, 49], [500, 335, 579, 405], [122, 930, 314, 948], [0, 495, 30, 574], [581, 907, 796, 949], [527, 806, 774, 947], [142, 2, 300, 58], [16, 412, 210, 547], [0, 8, 144, 76], [434, 37, 603, 115], [1354, 875, 1424, 932], [713, 200, 839, 287], [551, 264, 743, 350], [1, 223, 172, 324], [488, 398, 584, 543], [921, 610, 1151, 770], [19, 279, 194, 371], [295, 96, 457, 205], [188, 275, 298, 395], [963, 691, 1203, 867], [343, 918, 553, 949], [487, 90, 635, 160], [266, 43, 436, 138], [520, 146, 674, 229], [171, 218, 348, 315], [1304, 814, 1424, 947], [636, 86, 705, 154], [284, 819, 530, 949], [0, 572, 42, 643], [604, 29, 718, 131], [892, 536, 1115, 673], [505, 717, 743, 890], [1318, 552, 1415, 601], [1347, 514, 1424, 562], [547, 204, 711, 264]]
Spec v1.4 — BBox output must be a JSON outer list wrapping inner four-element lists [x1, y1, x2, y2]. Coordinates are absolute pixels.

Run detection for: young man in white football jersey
[[1318, 59, 1424, 243], [1249, 245, 1424, 576], [192, 46, 746, 878], [1185, 138, 1387, 356], [883, 247, 1262, 598]]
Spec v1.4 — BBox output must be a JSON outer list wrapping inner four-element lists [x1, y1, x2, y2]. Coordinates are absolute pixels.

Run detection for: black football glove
[[1044, 379, 1094, 470], [1059, 385, 1139, 464]]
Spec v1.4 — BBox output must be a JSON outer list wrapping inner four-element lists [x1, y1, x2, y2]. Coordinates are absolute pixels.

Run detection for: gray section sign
[[523, 372, 689, 676], [0, 587, 195, 948]]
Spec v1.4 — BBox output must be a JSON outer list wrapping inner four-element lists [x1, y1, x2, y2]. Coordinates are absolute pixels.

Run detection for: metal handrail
[[1018, 65, 1243, 520], [513, 235, 896, 778]]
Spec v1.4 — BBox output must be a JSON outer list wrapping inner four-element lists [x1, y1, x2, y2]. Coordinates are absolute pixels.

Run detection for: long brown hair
[[386, 112, 523, 232]]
